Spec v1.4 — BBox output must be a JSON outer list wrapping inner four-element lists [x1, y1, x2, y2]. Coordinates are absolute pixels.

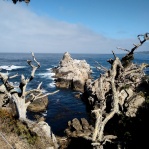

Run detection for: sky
[[0, 0, 149, 54]]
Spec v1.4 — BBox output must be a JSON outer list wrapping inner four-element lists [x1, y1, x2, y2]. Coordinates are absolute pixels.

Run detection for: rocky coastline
[[0, 33, 149, 149]]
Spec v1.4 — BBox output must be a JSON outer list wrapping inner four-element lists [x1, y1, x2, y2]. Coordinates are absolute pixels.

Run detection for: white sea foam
[[38, 72, 55, 80], [41, 88, 48, 93], [46, 68, 52, 71], [46, 67, 57, 71], [90, 66, 96, 69], [51, 65, 57, 67], [11, 81, 20, 87], [42, 110, 47, 116], [49, 82, 56, 88], [38, 68, 55, 80], [0, 65, 26, 71]]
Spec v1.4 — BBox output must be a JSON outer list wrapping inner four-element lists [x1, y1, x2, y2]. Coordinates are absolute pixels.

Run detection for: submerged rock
[[52, 52, 92, 92]]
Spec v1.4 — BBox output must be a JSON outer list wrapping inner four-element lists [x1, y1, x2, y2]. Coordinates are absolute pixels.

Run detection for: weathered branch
[[92, 109, 102, 141], [95, 61, 108, 72], [37, 82, 42, 90], [9, 73, 19, 79], [0, 52, 59, 120], [25, 90, 59, 107], [91, 55, 124, 148], [75, 33, 149, 148], [27, 52, 40, 82], [19, 53, 41, 98], [107, 58, 114, 65], [112, 51, 116, 59], [0, 73, 9, 84], [117, 47, 130, 52], [121, 33, 149, 67]]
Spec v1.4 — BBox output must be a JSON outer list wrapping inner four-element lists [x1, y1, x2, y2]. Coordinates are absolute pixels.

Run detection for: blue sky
[[0, 0, 149, 53]]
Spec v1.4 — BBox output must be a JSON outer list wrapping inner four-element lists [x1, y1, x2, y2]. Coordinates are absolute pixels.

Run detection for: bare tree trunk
[[0, 52, 59, 120], [11, 93, 26, 119]]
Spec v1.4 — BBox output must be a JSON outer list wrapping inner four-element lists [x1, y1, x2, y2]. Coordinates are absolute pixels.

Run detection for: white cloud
[[0, 1, 148, 54]]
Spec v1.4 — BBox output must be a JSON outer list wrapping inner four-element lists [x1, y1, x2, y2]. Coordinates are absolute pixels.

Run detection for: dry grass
[[0, 108, 56, 149]]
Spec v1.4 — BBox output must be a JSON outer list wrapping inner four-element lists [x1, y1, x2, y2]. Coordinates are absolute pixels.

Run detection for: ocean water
[[0, 52, 149, 136]]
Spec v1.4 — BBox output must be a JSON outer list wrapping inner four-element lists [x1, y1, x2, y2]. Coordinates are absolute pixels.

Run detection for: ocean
[[0, 52, 149, 136]]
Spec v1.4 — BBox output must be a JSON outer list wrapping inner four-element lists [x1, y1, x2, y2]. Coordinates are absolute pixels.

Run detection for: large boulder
[[27, 95, 48, 113], [65, 118, 94, 138], [53, 52, 92, 92]]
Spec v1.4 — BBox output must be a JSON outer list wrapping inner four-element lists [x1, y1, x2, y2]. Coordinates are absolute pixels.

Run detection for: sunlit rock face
[[53, 52, 92, 92]]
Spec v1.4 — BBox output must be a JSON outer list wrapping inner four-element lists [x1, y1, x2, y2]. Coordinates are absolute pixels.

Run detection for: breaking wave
[[37, 72, 55, 80], [37, 68, 55, 80], [48, 82, 56, 88], [0, 65, 26, 71]]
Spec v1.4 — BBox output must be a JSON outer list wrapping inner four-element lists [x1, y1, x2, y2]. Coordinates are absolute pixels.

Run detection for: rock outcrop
[[52, 52, 92, 92], [31, 121, 59, 149], [65, 118, 94, 139], [27, 95, 48, 113], [0, 108, 59, 149]]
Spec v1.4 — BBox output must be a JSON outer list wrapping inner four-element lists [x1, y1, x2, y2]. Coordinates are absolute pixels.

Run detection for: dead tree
[[83, 33, 149, 149], [0, 52, 58, 120], [91, 52, 124, 149]]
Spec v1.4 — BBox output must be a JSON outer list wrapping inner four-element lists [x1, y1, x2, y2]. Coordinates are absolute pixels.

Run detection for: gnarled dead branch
[[0, 52, 59, 120], [85, 33, 149, 149]]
